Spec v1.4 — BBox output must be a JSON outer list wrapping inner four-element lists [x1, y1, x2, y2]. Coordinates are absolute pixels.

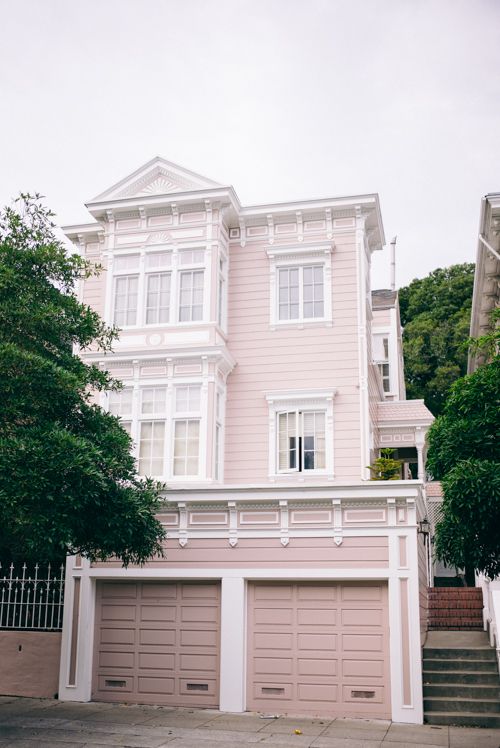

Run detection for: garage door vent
[[105, 680, 126, 688], [351, 690, 375, 699], [186, 683, 209, 691], [262, 687, 285, 695]]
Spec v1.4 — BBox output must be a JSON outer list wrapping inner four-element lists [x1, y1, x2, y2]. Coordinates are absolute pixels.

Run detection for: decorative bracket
[[280, 537, 290, 547]]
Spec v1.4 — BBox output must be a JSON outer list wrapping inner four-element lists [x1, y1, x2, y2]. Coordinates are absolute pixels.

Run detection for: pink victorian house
[[58, 158, 433, 723]]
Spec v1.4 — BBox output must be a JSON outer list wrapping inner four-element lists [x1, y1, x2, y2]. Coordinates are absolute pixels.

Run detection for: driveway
[[0, 697, 499, 748]]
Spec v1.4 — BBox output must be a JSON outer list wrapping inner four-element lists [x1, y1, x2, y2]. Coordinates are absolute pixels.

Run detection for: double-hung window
[[108, 388, 133, 435], [374, 335, 391, 394], [267, 245, 333, 327], [179, 270, 204, 322], [113, 254, 140, 326], [173, 384, 201, 476], [145, 251, 172, 324], [278, 265, 324, 321], [139, 387, 167, 476], [278, 410, 326, 472]]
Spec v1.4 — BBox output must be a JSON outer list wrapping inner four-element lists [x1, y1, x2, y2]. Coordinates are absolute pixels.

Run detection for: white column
[[415, 428, 425, 480], [58, 557, 95, 702], [388, 528, 424, 724], [219, 576, 246, 712]]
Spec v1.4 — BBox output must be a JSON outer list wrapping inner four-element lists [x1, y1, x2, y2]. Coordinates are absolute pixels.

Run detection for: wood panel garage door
[[247, 582, 390, 718], [93, 581, 220, 707]]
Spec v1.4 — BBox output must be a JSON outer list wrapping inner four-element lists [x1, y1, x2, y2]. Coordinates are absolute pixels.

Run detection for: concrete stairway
[[428, 587, 483, 630], [423, 631, 500, 727]]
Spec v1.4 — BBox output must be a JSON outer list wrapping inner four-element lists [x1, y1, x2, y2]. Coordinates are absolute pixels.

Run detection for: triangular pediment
[[90, 157, 223, 203]]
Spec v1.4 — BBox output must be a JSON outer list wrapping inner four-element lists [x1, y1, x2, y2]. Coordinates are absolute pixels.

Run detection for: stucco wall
[[0, 631, 61, 698]]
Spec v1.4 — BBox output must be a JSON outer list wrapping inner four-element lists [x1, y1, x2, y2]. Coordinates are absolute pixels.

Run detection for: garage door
[[93, 581, 220, 707], [247, 582, 390, 718]]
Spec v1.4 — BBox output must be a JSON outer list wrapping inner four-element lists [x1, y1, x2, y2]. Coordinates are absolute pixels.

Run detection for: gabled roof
[[377, 399, 434, 426], [89, 157, 225, 203]]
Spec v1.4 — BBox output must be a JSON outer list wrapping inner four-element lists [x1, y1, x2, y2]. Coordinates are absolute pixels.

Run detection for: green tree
[[398, 263, 475, 416], [367, 448, 401, 480], [0, 195, 166, 565], [427, 333, 500, 582]]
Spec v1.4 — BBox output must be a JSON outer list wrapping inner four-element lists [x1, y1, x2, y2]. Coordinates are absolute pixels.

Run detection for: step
[[424, 711, 500, 728], [423, 658, 498, 672], [423, 647, 496, 660], [423, 683, 500, 699], [423, 669, 500, 685], [428, 624, 484, 629], [424, 696, 500, 713], [429, 587, 483, 594]]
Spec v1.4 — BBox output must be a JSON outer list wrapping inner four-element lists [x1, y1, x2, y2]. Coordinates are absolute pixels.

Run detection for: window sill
[[270, 319, 333, 331]]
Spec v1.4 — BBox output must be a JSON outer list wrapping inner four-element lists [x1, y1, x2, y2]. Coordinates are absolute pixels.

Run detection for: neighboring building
[[469, 192, 500, 372], [58, 158, 433, 723], [469, 193, 500, 659]]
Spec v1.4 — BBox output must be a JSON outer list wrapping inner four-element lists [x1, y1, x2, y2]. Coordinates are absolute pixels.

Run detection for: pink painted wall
[[0, 631, 61, 698], [225, 233, 362, 482], [93, 535, 389, 569]]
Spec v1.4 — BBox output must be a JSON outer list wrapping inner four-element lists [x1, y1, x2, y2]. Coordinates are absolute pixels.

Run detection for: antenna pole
[[390, 236, 397, 291]]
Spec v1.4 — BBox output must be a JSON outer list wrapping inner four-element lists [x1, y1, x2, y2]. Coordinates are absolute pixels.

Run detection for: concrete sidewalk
[[0, 697, 499, 748]]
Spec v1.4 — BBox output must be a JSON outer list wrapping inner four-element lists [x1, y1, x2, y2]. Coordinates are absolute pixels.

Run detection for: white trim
[[219, 578, 246, 712]]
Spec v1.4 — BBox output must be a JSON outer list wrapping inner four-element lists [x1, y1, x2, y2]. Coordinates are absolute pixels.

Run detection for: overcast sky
[[1, 0, 499, 288]]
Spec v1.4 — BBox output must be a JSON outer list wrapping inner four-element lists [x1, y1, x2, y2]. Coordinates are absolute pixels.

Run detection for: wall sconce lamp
[[418, 517, 431, 539]]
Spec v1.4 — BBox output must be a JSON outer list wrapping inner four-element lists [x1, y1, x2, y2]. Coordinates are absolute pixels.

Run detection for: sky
[[1, 0, 499, 289]]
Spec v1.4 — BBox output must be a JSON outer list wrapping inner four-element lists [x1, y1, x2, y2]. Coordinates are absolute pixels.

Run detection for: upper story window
[[173, 384, 201, 476], [179, 270, 204, 322], [113, 254, 140, 327], [267, 245, 333, 328], [108, 388, 133, 434], [278, 265, 324, 321], [374, 334, 391, 394], [111, 247, 205, 328], [265, 389, 336, 477]]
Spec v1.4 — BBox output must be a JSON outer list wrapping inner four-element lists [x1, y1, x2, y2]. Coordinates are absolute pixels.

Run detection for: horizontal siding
[[95, 536, 389, 569], [226, 233, 361, 483]]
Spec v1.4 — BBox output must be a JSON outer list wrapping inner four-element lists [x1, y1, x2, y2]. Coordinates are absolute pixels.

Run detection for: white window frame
[[265, 389, 336, 478], [267, 244, 333, 328], [373, 330, 395, 396]]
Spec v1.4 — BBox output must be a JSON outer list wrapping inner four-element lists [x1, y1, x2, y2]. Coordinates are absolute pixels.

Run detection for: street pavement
[[0, 697, 499, 748]]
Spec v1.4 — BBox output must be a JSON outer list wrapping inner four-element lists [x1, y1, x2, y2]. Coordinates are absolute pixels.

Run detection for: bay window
[[110, 246, 206, 327]]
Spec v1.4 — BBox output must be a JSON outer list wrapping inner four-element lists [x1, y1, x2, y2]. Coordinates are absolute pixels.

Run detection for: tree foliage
[[398, 263, 475, 416], [427, 346, 500, 579], [0, 195, 166, 565]]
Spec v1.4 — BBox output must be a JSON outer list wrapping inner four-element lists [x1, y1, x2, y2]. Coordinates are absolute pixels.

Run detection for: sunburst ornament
[[139, 177, 178, 195]]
